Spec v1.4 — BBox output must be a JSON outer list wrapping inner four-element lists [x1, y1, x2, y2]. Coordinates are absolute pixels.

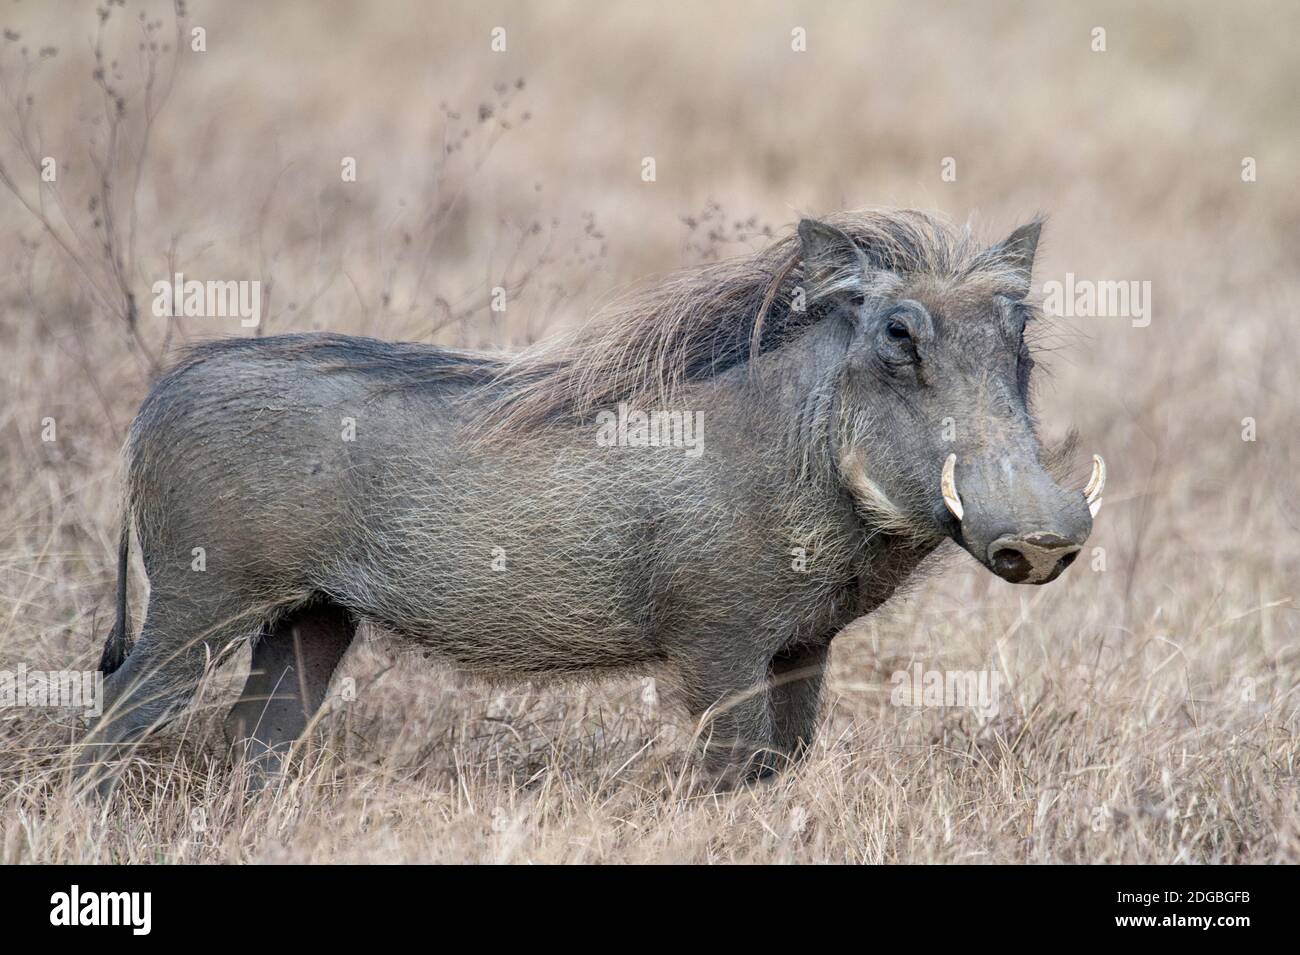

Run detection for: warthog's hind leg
[[76, 579, 255, 800], [224, 600, 357, 790]]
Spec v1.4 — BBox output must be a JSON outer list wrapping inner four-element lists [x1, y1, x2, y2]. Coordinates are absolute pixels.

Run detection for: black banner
[[0, 864, 1279, 941]]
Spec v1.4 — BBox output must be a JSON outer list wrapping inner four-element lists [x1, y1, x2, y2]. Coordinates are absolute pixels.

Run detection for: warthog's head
[[800, 215, 1102, 584]]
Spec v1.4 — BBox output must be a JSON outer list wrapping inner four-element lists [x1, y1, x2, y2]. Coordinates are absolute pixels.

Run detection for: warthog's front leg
[[681, 649, 782, 786], [768, 641, 830, 761]]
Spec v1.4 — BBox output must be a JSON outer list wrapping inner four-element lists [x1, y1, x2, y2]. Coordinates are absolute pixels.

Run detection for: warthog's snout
[[942, 453, 1104, 585], [987, 533, 1081, 584]]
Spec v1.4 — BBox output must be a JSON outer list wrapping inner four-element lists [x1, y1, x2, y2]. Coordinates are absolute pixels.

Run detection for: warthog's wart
[[83, 209, 1103, 790]]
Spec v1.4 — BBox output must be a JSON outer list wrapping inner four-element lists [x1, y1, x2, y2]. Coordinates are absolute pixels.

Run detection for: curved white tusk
[[1084, 453, 1105, 518], [941, 453, 964, 522]]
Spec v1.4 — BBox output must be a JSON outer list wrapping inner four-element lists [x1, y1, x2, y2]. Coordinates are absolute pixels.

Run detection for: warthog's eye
[[874, 301, 930, 372]]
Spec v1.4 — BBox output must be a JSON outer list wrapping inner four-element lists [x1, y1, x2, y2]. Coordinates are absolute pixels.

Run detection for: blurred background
[[0, 1, 1296, 862]]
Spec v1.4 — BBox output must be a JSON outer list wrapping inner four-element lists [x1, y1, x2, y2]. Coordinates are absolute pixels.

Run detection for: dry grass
[[1, 0, 1297, 863]]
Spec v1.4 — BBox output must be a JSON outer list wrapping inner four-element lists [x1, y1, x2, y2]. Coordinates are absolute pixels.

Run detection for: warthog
[[83, 209, 1103, 790]]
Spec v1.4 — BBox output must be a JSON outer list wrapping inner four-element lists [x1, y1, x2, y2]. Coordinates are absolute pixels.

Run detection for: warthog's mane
[[472, 208, 1035, 435], [167, 209, 1034, 434]]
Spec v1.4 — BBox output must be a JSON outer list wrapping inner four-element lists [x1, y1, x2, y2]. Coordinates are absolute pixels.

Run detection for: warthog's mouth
[[939, 453, 1104, 585]]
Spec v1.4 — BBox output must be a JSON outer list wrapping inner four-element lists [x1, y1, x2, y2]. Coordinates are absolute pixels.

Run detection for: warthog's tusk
[[941, 453, 964, 522], [1084, 453, 1105, 518]]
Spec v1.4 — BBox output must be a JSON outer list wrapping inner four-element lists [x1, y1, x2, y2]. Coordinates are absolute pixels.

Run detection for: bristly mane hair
[[471, 208, 1038, 436]]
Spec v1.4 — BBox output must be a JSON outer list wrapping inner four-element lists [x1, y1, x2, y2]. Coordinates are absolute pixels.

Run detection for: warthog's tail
[[98, 518, 133, 675]]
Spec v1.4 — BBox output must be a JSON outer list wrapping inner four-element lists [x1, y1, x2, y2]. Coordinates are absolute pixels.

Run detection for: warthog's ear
[[798, 218, 869, 309], [990, 219, 1043, 288]]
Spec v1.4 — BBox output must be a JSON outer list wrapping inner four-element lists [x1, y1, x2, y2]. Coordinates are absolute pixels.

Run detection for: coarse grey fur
[[81, 209, 1094, 792]]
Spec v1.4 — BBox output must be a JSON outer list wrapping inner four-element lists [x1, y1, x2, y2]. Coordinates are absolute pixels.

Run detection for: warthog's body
[[130, 325, 926, 662], [86, 209, 1099, 788]]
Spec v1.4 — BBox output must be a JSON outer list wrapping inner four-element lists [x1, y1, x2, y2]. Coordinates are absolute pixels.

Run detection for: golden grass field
[[0, 0, 1296, 863]]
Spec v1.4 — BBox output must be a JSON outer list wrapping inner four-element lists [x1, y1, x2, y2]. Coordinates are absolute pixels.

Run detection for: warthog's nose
[[987, 534, 1081, 585]]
